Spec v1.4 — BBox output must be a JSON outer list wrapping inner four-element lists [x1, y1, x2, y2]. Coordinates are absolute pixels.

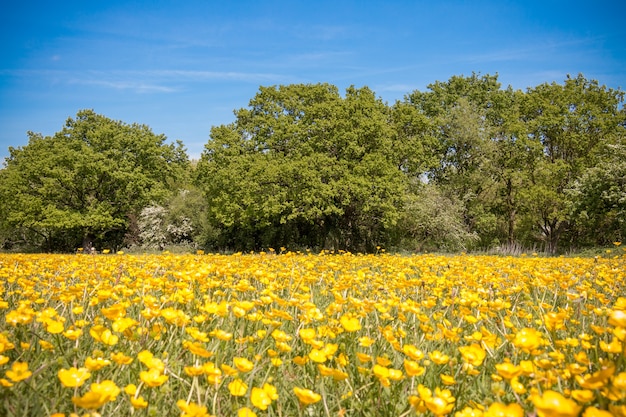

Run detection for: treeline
[[1, 73, 624, 254]]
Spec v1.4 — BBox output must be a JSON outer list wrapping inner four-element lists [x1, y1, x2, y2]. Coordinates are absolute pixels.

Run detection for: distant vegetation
[[1, 73, 624, 254]]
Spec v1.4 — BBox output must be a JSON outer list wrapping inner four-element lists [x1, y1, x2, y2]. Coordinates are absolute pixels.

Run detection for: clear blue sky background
[[1, 0, 625, 161]]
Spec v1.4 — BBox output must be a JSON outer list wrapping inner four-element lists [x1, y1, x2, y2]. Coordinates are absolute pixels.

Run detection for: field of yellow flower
[[1, 250, 625, 417]]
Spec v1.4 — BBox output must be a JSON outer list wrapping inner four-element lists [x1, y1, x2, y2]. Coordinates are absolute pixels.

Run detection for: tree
[[0, 110, 188, 251], [397, 182, 478, 252], [488, 87, 539, 246], [195, 84, 409, 252], [405, 73, 505, 248], [521, 74, 625, 252], [568, 142, 626, 245]]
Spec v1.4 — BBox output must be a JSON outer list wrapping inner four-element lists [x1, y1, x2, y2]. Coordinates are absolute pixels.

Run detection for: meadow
[[0, 249, 625, 417]]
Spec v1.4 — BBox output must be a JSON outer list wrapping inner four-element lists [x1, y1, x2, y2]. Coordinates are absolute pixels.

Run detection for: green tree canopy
[[520, 74, 625, 252], [195, 84, 413, 252], [0, 110, 188, 251]]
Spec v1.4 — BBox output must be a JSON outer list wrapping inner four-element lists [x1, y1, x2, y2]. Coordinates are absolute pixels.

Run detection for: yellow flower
[[358, 336, 375, 347], [424, 387, 455, 416], [441, 374, 456, 386], [63, 328, 82, 340], [299, 328, 316, 342], [112, 317, 138, 333], [582, 407, 614, 417], [58, 367, 91, 387], [455, 406, 484, 417], [124, 383, 138, 395], [202, 362, 222, 386], [140, 368, 168, 387], [176, 399, 211, 417], [495, 362, 522, 380], [184, 365, 205, 377], [484, 403, 524, 417], [84, 356, 111, 371], [228, 378, 248, 396], [220, 363, 238, 376], [211, 329, 233, 341], [609, 404, 626, 417], [294, 387, 321, 405], [72, 380, 120, 409], [403, 344, 425, 361], [110, 351, 133, 365], [600, 338, 622, 353], [101, 303, 126, 320], [293, 356, 309, 366], [45, 319, 65, 334], [130, 396, 148, 409], [309, 348, 328, 363], [575, 365, 615, 390], [571, 389, 595, 403], [233, 357, 254, 373], [186, 327, 210, 342], [509, 377, 527, 395], [72, 391, 108, 409], [250, 386, 272, 410], [92, 380, 120, 401], [544, 311, 567, 331], [38, 339, 54, 351], [238, 407, 257, 417], [182, 340, 214, 358], [262, 383, 279, 400], [513, 328, 543, 353], [459, 343, 486, 367], [89, 324, 118, 346], [137, 350, 165, 371], [404, 359, 425, 377], [5, 361, 32, 382], [430, 350, 450, 365], [340, 314, 361, 332], [531, 390, 582, 417]]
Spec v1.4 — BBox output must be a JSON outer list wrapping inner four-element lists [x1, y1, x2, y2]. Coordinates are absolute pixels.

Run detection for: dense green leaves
[[0, 110, 187, 251], [195, 84, 411, 252], [1, 75, 624, 253]]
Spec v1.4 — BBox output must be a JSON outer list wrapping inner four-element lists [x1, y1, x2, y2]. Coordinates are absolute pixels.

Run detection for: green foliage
[[0, 110, 188, 251], [1, 74, 624, 254], [195, 84, 412, 252], [396, 183, 478, 252], [519, 75, 625, 252], [568, 142, 626, 245]]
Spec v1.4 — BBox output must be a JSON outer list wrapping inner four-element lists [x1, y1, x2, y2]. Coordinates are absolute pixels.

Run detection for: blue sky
[[1, 0, 625, 161]]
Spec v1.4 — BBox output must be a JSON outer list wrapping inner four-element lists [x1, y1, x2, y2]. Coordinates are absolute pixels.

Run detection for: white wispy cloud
[[375, 83, 418, 93], [144, 70, 285, 83], [70, 78, 178, 93], [457, 35, 603, 65], [4, 68, 290, 93], [296, 24, 350, 41]]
